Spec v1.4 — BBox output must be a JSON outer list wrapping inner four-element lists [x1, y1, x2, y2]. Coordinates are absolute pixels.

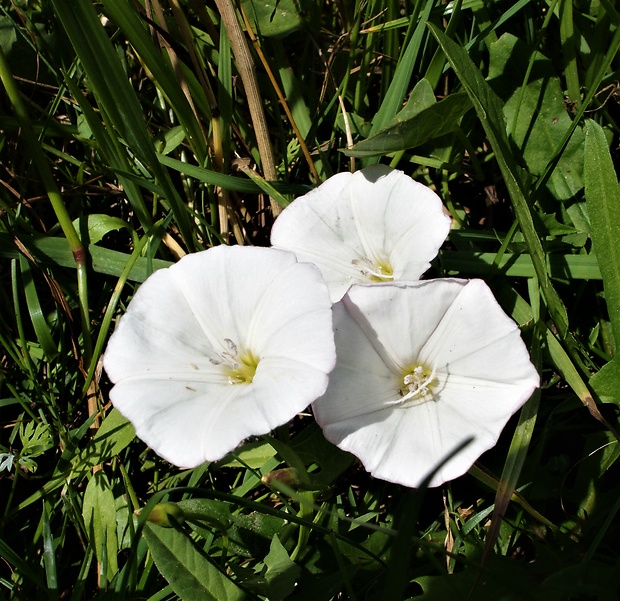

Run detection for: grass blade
[[429, 23, 570, 339]]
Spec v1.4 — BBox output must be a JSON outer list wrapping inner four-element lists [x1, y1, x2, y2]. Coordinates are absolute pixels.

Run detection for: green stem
[[0, 45, 92, 366]]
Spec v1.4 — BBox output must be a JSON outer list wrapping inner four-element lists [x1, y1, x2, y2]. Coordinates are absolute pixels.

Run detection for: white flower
[[103, 246, 336, 467], [312, 279, 539, 488], [271, 165, 451, 302]]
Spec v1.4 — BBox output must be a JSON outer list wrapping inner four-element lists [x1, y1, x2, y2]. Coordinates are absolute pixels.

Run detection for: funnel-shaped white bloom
[[104, 246, 336, 467], [312, 279, 539, 488], [271, 165, 451, 302]]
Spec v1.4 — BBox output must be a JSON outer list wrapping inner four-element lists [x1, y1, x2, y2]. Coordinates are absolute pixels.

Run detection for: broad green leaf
[[177, 498, 232, 532], [219, 439, 278, 469], [175, 498, 288, 563], [441, 250, 601, 280], [75, 409, 136, 476], [584, 120, 620, 347], [429, 24, 570, 339], [154, 125, 187, 156], [584, 119, 620, 402], [345, 79, 471, 157], [289, 423, 354, 488], [72, 214, 133, 245], [143, 523, 248, 601], [488, 34, 585, 204], [262, 535, 301, 601], [82, 471, 119, 582], [241, 0, 304, 37]]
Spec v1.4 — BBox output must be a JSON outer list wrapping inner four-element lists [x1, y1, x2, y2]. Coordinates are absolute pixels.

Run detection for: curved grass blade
[[429, 23, 570, 339]]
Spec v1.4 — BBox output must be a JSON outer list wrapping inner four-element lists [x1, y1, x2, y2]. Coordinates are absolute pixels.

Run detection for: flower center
[[209, 339, 260, 384], [387, 363, 437, 407], [352, 257, 394, 282]]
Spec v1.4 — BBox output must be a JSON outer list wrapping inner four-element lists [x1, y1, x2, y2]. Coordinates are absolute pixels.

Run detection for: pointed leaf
[[143, 523, 248, 601], [345, 80, 471, 157], [82, 472, 119, 581], [584, 119, 620, 402], [263, 535, 301, 601]]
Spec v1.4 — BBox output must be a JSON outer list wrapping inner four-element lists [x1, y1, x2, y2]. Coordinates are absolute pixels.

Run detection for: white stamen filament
[[352, 258, 394, 281], [208, 338, 258, 384], [386, 365, 437, 406]]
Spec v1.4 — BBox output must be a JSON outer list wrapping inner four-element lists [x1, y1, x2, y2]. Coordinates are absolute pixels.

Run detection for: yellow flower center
[[210, 339, 260, 385], [352, 257, 394, 282], [226, 351, 260, 384], [387, 363, 437, 407]]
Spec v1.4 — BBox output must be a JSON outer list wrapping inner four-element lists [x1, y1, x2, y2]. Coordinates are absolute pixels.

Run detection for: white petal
[[313, 302, 399, 427], [343, 280, 468, 370], [314, 279, 538, 487], [420, 279, 531, 371], [347, 166, 451, 279], [104, 246, 336, 467], [271, 165, 451, 302]]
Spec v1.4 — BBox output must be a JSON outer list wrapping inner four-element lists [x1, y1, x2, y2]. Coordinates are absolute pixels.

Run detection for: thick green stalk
[[0, 45, 92, 364]]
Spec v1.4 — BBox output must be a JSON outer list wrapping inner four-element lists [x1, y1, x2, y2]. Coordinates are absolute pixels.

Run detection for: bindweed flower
[[312, 279, 539, 488], [104, 246, 336, 468], [271, 165, 451, 302]]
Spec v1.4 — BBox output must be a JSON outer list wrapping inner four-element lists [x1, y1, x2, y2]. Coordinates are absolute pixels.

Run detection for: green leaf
[[488, 34, 585, 204], [143, 523, 248, 601], [241, 0, 304, 38], [584, 119, 620, 402], [219, 439, 278, 469], [82, 471, 119, 582], [262, 535, 301, 601], [0, 233, 171, 283], [75, 409, 136, 476], [72, 214, 133, 245], [344, 79, 471, 157], [429, 23, 570, 339]]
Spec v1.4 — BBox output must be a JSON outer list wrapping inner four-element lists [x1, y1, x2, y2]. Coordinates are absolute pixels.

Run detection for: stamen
[[387, 364, 437, 407], [208, 339, 259, 384], [352, 258, 394, 282]]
